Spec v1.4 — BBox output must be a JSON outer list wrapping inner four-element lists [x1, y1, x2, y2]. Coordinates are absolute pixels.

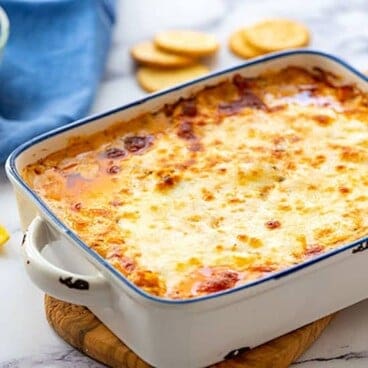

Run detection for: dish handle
[[23, 216, 112, 306]]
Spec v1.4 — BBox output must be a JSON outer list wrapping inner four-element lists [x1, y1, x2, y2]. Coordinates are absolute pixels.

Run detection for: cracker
[[229, 29, 264, 59], [154, 30, 219, 57], [137, 64, 209, 92], [245, 19, 310, 52], [131, 41, 195, 68]]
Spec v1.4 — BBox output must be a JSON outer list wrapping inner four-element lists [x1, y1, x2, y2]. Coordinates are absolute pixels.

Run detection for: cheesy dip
[[23, 67, 368, 299]]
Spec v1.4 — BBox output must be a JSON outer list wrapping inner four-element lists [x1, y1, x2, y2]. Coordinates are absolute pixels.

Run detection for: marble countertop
[[1, 0, 368, 367]]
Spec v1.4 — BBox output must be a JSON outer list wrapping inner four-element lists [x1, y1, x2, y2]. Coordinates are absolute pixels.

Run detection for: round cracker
[[137, 64, 210, 92], [131, 41, 195, 68], [245, 19, 310, 52], [229, 29, 264, 59], [154, 30, 219, 57]]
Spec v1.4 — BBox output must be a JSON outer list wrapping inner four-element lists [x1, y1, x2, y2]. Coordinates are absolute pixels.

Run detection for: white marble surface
[[1, 0, 368, 367]]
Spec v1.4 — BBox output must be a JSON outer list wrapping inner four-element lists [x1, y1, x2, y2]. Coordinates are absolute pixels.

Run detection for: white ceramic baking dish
[[6, 50, 368, 368]]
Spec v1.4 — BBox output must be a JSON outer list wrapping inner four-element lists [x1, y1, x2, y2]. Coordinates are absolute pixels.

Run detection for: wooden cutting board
[[45, 295, 334, 368]]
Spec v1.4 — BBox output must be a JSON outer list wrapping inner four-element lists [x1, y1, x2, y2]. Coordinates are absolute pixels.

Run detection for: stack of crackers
[[131, 19, 311, 92], [132, 30, 219, 92], [229, 19, 310, 59]]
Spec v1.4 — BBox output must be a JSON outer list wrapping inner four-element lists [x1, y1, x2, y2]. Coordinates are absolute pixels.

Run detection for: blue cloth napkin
[[0, 0, 116, 162]]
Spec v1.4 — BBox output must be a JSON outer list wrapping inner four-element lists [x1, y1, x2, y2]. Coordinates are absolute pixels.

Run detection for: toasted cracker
[[229, 29, 264, 59], [154, 30, 219, 57], [131, 41, 195, 68], [137, 64, 209, 92], [245, 19, 310, 52]]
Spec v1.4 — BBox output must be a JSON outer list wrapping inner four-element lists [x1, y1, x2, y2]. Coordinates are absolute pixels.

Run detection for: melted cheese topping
[[23, 67, 368, 299]]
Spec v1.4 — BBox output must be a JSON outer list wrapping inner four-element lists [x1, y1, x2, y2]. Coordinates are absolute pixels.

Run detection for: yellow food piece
[[154, 30, 219, 57], [245, 18, 310, 52], [131, 41, 195, 68], [137, 64, 209, 92], [229, 29, 264, 59], [0, 225, 9, 246]]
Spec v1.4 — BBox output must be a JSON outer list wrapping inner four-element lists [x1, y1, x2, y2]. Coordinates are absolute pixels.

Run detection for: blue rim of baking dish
[[6, 49, 368, 305]]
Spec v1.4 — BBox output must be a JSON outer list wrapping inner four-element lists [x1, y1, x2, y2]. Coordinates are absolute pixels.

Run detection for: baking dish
[[6, 50, 368, 368]]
